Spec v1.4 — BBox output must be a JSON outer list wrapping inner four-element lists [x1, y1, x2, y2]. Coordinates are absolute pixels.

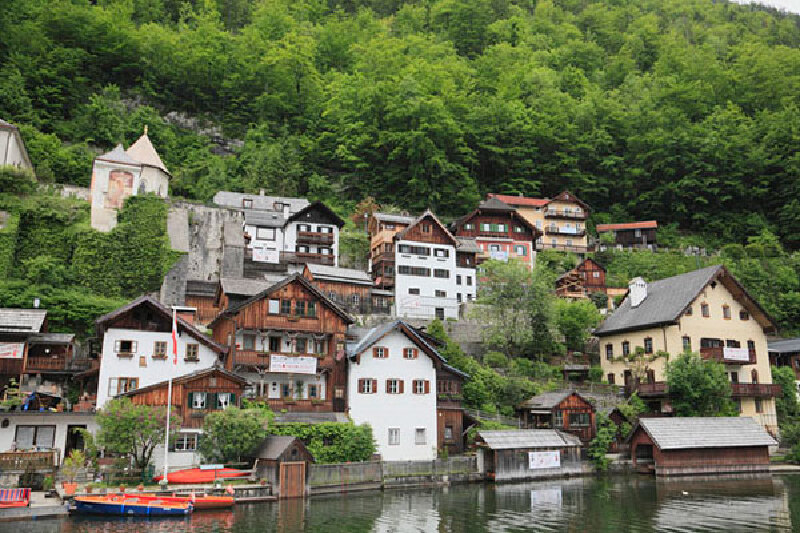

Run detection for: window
[[634, 229, 642, 238], [422, 223, 431, 233], [242, 198, 253, 209], [308, 384, 318, 399], [173, 433, 198, 452], [191, 392, 207, 409], [434, 248, 449, 258], [480, 223, 507, 233], [216, 393, 234, 409], [318, 247, 332, 255], [403, 348, 418, 359], [643, 338, 653, 354], [256, 227, 275, 240], [726, 339, 741, 348], [740, 310, 750, 321], [466, 276, 473, 286], [281, 383, 291, 398], [605, 344, 613, 360], [514, 245, 527, 256], [296, 338, 307, 353], [682, 336, 691, 352], [269, 299, 280, 314], [722, 305, 731, 320], [109, 377, 139, 396], [701, 337, 723, 348], [297, 245, 310, 253], [298, 224, 312, 232], [388, 428, 400, 445], [307, 301, 317, 317], [489, 244, 501, 252], [734, 398, 742, 413], [374, 347, 388, 359], [185, 344, 199, 361], [318, 226, 333, 233], [412, 379, 430, 394], [514, 226, 524, 233], [269, 336, 281, 353], [243, 334, 255, 350], [115, 340, 137, 355], [281, 299, 292, 315], [14, 425, 56, 449], [154, 341, 167, 359], [386, 379, 403, 394], [755, 398, 763, 413], [435, 290, 447, 298], [457, 293, 462, 303], [415, 428, 427, 445], [397, 265, 431, 277], [752, 369, 759, 384], [554, 410, 563, 427], [747, 340, 756, 353], [398, 244, 430, 256], [685, 306, 693, 316], [569, 413, 590, 427], [607, 373, 615, 385], [296, 301, 307, 316], [434, 269, 450, 278], [701, 303, 710, 317], [456, 275, 462, 285], [358, 379, 377, 394], [408, 288, 420, 295], [622, 341, 630, 356], [444, 426, 454, 441]]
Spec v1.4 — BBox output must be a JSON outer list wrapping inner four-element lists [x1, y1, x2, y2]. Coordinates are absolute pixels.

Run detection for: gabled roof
[[96, 144, 142, 167], [478, 197, 516, 212], [95, 295, 227, 354], [210, 274, 353, 327], [0, 119, 32, 169], [636, 417, 776, 450], [487, 194, 550, 208], [286, 201, 345, 228], [518, 391, 593, 411], [477, 429, 581, 450], [577, 258, 605, 272], [372, 212, 415, 225], [0, 309, 47, 333], [305, 264, 372, 285], [597, 221, 658, 232], [212, 191, 309, 214], [453, 200, 539, 236], [220, 277, 283, 298], [455, 237, 480, 254], [348, 320, 468, 379], [250, 436, 313, 461], [768, 337, 800, 354], [594, 265, 776, 336], [550, 191, 590, 211], [119, 366, 247, 397], [126, 132, 169, 175], [394, 209, 458, 245]]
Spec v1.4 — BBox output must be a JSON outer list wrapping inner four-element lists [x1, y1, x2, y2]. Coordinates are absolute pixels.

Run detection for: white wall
[[285, 221, 340, 266], [394, 239, 459, 319], [90, 159, 143, 232], [245, 223, 285, 264], [455, 266, 477, 304], [0, 129, 32, 169], [0, 413, 98, 462], [96, 328, 220, 408], [348, 329, 438, 461], [139, 166, 170, 198]]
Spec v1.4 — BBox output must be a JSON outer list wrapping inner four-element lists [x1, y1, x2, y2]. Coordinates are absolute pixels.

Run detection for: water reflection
[[16, 475, 800, 532]]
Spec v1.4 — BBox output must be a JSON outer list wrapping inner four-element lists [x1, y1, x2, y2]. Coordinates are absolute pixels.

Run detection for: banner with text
[[270, 355, 317, 374], [0, 343, 24, 359], [528, 450, 561, 470], [723, 347, 750, 362]]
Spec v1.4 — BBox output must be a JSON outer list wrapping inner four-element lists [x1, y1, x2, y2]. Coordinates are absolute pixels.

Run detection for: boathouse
[[475, 429, 584, 482], [251, 436, 314, 498], [629, 417, 776, 476]]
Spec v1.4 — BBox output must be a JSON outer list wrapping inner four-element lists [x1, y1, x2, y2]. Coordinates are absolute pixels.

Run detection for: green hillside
[[2, 0, 800, 247]]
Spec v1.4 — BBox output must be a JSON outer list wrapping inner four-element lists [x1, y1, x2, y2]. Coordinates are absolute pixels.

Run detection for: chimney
[[283, 204, 290, 218], [629, 277, 648, 307]]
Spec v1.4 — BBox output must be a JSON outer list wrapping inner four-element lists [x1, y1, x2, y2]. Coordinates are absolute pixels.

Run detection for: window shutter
[[424, 380, 430, 394], [231, 393, 236, 406], [114, 341, 121, 353], [188, 392, 194, 408], [108, 378, 118, 395], [371, 379, 377, 393], [131, 341, 138, 353], [414, 348, 419, 359], [208, 393, 217, 409], [372, 347, 377, 357], [358, 378, 364, 393], [385, 380, 391, 393], [398, 380, 404, 394]]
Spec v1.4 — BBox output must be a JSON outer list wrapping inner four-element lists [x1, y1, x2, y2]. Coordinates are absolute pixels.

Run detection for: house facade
[[555, 258, 607, 299], [121, 367, 247, 469], [597, 221, 658, 250], [368, 212, 415, 292], [347, 321, 467, 460], [517, 391, 596, 443], [768, 338, 800, 397], [487, 191, 591, 253], [596, 265, 781, 435], [451, 198, 539, 269], [90, 129, 170, 232], [301, 264, 389, 315], [95, 296, 227, 408], [0, 119, 33, 170], [209, 274, 353, 414]]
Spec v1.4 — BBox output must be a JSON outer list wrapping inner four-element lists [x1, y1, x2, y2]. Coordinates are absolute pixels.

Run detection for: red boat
[[127, 493, 234, 510], [0, 488, 30, 508], [153, 467, 250, 484]]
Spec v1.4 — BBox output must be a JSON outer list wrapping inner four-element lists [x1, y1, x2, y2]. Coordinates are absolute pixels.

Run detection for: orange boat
[[153, 467, 249, 484], [71, 495, 192, 516], [130, 493, 234, 510]]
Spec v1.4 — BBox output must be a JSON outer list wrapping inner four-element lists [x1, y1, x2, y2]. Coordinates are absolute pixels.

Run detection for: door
[[65, 425, 87, 456], [279, 462, 306, 499]]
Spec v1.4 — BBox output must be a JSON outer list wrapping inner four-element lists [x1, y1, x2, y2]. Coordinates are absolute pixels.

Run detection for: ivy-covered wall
[[0, 210, 20, 280], [270, 422, 376, 464]]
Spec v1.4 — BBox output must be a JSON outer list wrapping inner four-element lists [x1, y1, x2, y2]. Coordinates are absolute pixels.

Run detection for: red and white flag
[[172, 308, 178, 365]]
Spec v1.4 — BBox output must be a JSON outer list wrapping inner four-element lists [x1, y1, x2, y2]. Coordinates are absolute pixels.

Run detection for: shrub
[[484, 351, 508, 368], [270, 422, 376, 463]]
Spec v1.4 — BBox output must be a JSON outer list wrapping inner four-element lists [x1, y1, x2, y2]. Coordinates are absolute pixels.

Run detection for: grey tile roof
[[639, 417, 777, 450], [0, 309, 47, 333], [274, 412, 350, 424], [251, 436, 300, 459], [307, 264, 372, 285], [768, 337, 800, 354], [594, 265, 722, 336], [478, 197, 515, 212], [244, 210, 285, 227], [28, 332, 74, 344], [373, 212, 415, 225], [185, 280, 219, 298], [518, 391, 589, 411], [455, 237, 480, 253], [221, 277, 279, 297], [213, 191, 309, 214], [478, 429, 581, 450], [96, 144, 142, 166]]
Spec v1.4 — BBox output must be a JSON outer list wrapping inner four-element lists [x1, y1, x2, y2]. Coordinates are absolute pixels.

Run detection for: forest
[[1, 0, 800, 248]]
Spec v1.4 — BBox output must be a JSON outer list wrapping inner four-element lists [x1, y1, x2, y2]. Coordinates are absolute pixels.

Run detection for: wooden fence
[[307, 457, 478, 489], [0, 450, 59, 471]]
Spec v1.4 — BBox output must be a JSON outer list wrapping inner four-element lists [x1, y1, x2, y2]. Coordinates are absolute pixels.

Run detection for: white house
[[348, 320, 468, 461], [0, 412, 98, 463], [393, 211, 462, 320], [0, 119, 33, 170], [95, 296, 227, 409], [90, 128, 170, 232]]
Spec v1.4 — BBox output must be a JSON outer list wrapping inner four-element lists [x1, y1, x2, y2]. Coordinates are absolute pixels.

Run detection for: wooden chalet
[[120, 367, 248, 430], [517, 391, 596, 443], [215, 276, 284, 314], [301, 264, 389, 315], [555, 258, 606, 299], [596, 221, 658, 249], [629, 417, 776, 476], [768, 337, 800, 380], [367, 212, 415, 291], [184, 280, 221, 325], [209, 274, 353, 414]]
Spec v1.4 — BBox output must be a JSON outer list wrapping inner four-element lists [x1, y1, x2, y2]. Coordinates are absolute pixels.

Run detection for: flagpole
[[163, 308, 179, 485]]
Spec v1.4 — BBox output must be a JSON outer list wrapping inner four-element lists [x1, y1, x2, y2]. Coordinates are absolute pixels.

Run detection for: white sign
[[270, 355, 317, 374], [0, 343, 24, 359], [528, 450, 561, 470], [724, 347, 750, 362], [252, 246, 279, 263], [489, 250, 509, 262]]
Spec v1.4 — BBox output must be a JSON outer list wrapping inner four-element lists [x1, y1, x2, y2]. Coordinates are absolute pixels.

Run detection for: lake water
[[15, 474, 800, 532]]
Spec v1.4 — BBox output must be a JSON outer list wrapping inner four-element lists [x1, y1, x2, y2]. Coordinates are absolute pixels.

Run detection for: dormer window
[[422, 223, 431, 233], [242, 199, 253, 209]]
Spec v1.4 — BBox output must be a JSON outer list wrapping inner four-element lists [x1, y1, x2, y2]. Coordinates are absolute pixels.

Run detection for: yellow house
[[487, 191, 590, 253], [595, 265, 780, 435]]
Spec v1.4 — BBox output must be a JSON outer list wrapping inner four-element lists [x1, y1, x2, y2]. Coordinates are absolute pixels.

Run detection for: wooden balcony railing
[[371, 252, 395, 264], [545, 228, 586, 237], [234, 350, 326, 367], [24, 356, 96, 373], [297, 231, 334, 245], [545, 210, 588, 220], [281, 252, 335, 266], [700, 346, 757, 365], [539, 243, 594, 253], [0, 450, 59, 470], [630, 381, 668, 397], [730, 383, 783, 398]]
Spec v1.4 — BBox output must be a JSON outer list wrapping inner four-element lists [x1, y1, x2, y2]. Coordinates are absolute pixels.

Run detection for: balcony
[[700, 346, 757, 365], [297, 231, 334, 245], [233, 350, 326, 367], [631, 381, 668, 398], [252, 397, 332, 412], [476, 231, 511, 239], [281, 252, 335, 266], [538, 242, 594, 253], [371, 251, 395, 264], [730, 383, 783, 398], [545, 210, 588, 220], [545, 228, 586, 237]]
